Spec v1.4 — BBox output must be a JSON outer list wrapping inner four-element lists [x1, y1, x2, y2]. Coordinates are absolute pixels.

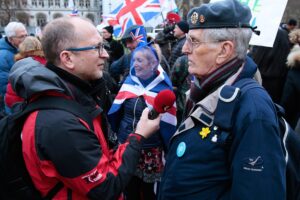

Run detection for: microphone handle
[[148, 109, 160, 120]]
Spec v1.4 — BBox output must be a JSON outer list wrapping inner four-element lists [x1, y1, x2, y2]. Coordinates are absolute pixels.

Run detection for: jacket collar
[[46, 62, 94, 94]]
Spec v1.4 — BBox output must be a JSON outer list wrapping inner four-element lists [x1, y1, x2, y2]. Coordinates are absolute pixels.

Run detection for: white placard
[[210, 0, 288, 47]]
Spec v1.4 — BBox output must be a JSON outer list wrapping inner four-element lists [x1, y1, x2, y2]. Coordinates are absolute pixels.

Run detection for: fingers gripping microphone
[[148, 90, 176, 120]]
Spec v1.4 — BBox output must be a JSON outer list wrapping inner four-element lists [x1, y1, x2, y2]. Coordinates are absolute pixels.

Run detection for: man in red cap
[[155, 12, 181, 68]]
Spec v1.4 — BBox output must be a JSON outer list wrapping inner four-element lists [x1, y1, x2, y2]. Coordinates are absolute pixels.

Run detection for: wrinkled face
[[70, 21, 109, 81], [9, 28, 28, 48], [101, 29, 111, 40], [133, 51, 154, 80], [182, 29, 221, 79]]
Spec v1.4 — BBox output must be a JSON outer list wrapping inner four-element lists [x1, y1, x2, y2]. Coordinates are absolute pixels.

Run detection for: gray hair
[[4, 22, 26, 37], [202, 28, 253, 59]]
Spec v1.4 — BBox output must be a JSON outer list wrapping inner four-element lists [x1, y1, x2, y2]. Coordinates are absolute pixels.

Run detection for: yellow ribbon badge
[[199, 127, 211, 139]]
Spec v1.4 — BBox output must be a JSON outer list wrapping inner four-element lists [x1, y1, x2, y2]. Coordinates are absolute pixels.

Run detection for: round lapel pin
[[176, 142, 186, 157]]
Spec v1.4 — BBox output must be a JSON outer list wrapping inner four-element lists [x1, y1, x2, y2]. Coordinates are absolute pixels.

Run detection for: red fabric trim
[[22, 104, 130, 199], [32, 56, 47, 65], [129, 133, 143, 142], [4, 82, 24, 108], [22, 111, 60, 197]]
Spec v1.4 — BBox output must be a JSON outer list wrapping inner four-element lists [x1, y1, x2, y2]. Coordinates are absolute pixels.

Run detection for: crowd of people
[[0, 0, 299, 199]]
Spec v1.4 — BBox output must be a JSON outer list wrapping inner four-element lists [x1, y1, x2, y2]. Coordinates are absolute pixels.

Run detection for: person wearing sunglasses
[[9, 16, 161, 199], [0, 21, 27, 116], [159, 0, 285, 200]]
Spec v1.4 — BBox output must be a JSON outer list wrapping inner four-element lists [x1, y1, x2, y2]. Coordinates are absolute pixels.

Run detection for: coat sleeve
[[280, 71, 298, 128], [36, 109, 143, 200], [227, 90, 286, 200]]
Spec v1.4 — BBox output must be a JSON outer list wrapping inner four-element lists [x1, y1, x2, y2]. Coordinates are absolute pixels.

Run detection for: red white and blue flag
[[108, 63, 177, 146], [103, 0, 161, 37]]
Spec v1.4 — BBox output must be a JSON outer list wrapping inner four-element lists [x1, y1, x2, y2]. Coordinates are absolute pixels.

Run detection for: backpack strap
[[43, 182, 64, 200], [214, 78, 260, 131], [22, 96, 94, 130]]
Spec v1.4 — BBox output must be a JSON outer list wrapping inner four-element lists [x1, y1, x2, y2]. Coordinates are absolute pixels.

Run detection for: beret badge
[[191, 12, 198, 24], [199, 15, 205, 23]]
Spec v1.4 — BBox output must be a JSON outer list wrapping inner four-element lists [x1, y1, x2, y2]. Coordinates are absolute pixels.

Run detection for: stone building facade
[[0, 0, 102, 33]]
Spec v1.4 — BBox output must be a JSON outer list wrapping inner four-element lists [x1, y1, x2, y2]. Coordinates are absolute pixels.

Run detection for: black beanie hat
[[176, 21, 189, 33], [103, 25, 114, 34]]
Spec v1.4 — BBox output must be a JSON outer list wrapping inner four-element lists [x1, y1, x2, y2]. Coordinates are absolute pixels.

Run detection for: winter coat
[[9, 58, 145, 200], [105, 37, 124, 66], [0, 37, 18, 96], [5, 56, 46, 109], [168, 36, 186, 71], [281, 44, 300, 128], [249, 28, 290, 103]]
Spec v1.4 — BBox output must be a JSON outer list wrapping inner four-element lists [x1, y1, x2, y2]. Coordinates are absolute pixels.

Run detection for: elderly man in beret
[[158, 0, 285, 200]]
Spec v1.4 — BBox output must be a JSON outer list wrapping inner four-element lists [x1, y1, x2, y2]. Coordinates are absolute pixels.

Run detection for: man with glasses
[[9, 16, 161, 199], [0, 21, 27, 116], [158, 0, 285, 199]]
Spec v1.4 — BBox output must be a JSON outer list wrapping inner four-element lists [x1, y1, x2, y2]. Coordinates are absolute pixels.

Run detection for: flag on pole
[[69, 8, 79, 16], [101, 0, 178, 38]]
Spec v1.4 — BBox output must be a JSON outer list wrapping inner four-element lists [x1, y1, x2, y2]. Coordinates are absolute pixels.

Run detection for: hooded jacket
[[9, 58, 144, 200], [0, 37, 18, 96]]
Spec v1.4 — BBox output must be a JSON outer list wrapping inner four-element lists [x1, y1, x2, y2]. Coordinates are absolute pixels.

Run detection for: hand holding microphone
[[135, 90, 176, 139]]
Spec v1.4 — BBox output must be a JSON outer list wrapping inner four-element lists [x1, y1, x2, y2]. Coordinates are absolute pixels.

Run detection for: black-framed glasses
[[185, 34, 222, 50], [65, 42, 105, 56]]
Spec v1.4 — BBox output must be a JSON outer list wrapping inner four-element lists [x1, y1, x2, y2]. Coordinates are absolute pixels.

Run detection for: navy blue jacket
[[158, 57, 286, 200]]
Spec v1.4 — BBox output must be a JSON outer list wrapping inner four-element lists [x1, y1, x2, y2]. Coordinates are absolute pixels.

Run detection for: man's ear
[[60, 50, 75, 70], [216, 41, 235, 65]]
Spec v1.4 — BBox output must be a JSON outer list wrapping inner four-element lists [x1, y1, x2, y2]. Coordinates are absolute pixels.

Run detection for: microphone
[[148, 89, 176, 120]]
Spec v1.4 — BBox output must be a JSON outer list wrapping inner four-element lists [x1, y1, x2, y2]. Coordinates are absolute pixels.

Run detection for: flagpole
[[159, 0, 166, 26]]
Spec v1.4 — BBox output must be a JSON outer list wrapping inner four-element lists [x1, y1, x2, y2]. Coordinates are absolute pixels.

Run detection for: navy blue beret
[[187, 0, 253, 30]]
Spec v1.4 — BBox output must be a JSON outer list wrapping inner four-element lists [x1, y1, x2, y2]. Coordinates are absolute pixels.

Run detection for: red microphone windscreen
[[153, 90, 176, 113]]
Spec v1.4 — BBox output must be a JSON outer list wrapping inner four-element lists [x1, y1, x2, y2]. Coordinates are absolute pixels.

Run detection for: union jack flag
[[108, 63, 177, 147], [104, 0, 161, 37], [69, 8, 79, 16]]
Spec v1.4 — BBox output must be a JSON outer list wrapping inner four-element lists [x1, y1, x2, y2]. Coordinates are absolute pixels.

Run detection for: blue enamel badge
[[176, 142, 186, 157]]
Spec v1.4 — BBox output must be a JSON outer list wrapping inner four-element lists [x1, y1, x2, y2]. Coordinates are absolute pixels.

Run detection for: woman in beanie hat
[[5, 36, 46, 109], [101, 25, 124, 67], [168, 20, 189, 71], [176, 21, 189, 34]]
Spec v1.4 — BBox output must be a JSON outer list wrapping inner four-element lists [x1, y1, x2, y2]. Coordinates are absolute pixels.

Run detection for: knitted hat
[[176, 21, 189, 33], [103, 25, 114, 34]]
